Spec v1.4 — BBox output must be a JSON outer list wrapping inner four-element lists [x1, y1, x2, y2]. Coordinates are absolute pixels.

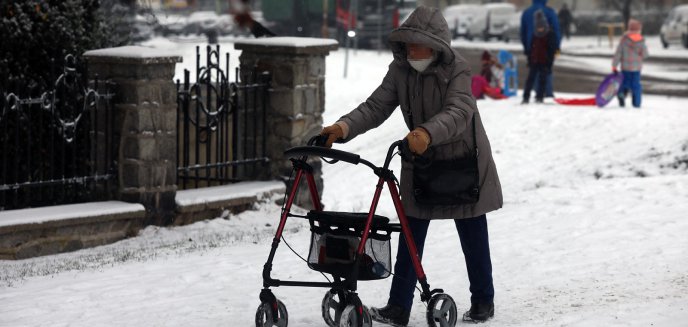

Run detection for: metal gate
[[176, 45, 270, 189], [0, 55, 116, 211]]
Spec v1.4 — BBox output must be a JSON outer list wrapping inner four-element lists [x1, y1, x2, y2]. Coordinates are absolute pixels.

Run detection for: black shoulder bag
[[410, 117, 480, 206]]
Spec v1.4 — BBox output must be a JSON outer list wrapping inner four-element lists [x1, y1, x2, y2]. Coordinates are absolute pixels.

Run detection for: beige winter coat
[[337, 6, 503, 219]]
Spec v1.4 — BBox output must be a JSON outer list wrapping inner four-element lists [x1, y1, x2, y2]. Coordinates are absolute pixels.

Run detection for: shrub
[[0, 0, 134, 89]]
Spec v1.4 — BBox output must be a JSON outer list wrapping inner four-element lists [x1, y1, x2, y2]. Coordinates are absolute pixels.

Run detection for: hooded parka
[[520, 0, 561, 54], [336, 6, 503, 220]]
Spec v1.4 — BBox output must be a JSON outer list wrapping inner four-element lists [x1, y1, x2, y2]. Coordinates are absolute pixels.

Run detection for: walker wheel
[[426, 293, 457, 327], [338, 304, 372, 327], [321, 290, 346, 326], [255, 299, 288, 327]]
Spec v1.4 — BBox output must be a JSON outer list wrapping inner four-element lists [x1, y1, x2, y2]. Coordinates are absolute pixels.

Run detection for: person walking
[[558, 3, 574, 41], [613, 19, 648, 108], [319, 6, 503, 326], [522, 10, 558, 104]]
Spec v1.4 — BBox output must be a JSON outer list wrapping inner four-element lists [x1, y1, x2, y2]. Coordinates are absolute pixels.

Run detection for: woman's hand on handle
[[405, 127, 431, 155], [320, 124, 344, 148]]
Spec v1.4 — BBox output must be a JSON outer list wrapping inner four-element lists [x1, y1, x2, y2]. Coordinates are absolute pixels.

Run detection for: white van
[[479, 3, 517, 41], [442, 4, 483, 40], [660, 5, 688, 48]]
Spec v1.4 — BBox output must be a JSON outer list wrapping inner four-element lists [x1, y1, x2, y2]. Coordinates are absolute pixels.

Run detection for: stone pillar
[[234, 37, 338, 208], [84, 46, 182, 225]]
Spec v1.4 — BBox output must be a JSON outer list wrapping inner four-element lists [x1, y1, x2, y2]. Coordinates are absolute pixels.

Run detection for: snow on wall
[[0, 201, 145, 228], [175, 181, 285, 207]]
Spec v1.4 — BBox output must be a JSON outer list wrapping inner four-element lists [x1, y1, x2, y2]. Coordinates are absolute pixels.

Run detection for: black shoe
[[521, 98, 529, 105], [618, 92, 626, 107], [370, 304, 410, 327], [535, 98, 544, 104], [462, 302, 494, 322]]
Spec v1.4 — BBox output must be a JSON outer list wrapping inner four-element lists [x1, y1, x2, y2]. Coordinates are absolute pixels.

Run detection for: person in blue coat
[[520, 0, 561, 99]]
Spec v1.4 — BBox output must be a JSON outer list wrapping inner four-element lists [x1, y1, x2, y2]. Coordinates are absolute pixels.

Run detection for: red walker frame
[[257, 137, 455, 327]]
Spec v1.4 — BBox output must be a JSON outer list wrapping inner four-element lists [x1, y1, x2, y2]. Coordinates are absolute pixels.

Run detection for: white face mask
[[408, 58, 433, 72]]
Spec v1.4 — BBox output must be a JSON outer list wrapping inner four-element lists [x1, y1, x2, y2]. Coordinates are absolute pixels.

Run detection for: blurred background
[[125, 0, 688, 49]]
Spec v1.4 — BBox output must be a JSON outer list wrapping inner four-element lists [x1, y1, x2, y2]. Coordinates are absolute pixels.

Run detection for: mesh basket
[[305, 212, 392, 281]]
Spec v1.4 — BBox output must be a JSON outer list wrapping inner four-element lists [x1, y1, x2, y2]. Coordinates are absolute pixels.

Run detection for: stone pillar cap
[[234, 37, 339, 55], [83, 46, 183, 64]]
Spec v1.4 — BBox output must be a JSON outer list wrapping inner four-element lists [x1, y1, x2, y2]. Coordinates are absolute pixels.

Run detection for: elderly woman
[[320, 6, 502, 326]]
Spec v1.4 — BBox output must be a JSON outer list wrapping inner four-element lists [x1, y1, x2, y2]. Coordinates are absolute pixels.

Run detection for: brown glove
[[320, 124, 344, 148], [406, 127, 431, 155]]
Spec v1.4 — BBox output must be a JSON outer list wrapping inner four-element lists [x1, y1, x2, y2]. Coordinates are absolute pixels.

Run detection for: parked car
[[217, 14, 236, 35], [480, 3, 517, 41], [443, 4, 483, 40], [502, 11, 521, 43], [131, 14, 155, 42], [443, 3, 515, 41], [157, 13, 187, 36], [184, 11, 220, 35], [660, 5, 688, 49]]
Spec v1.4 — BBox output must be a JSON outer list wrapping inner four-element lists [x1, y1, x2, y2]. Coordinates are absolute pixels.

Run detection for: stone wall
[[0, 40, 340, 260], [235, 37, 338, 208], [84, 47, 182, 226], [0, 202, 145, 260]]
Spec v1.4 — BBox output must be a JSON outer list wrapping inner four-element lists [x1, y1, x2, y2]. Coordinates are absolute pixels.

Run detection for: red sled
[[553, 73, 624, 107]]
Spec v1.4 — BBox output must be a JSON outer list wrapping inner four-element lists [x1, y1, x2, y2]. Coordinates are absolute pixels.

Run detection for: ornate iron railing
[[176, 45, 270, 189], [0, 55, 116, 211]]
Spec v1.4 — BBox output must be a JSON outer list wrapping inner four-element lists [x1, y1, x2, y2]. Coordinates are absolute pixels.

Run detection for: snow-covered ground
[[454, 35, 688, 82], [1, 40, 687, 327], [453, 35, 688, 60]]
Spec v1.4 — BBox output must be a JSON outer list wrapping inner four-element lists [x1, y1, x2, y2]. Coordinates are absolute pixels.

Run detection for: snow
[[175, 181, 285, 207], [2, 38, 688, 327], [234, 36, 338, 48], [556, 55, 688, 82], [83, 46, 183, 60], [453, 35, 688, 60], [0, 201, 144, 228]]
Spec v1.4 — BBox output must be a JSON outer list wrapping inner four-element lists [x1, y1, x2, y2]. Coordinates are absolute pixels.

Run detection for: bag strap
[[405, 69, 415, 130], [471, 115, 479, 158]]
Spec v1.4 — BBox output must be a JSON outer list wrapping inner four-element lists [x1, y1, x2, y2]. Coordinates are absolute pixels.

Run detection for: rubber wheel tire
[[338, 305, 372, 327], [426, 293, 458, 327], [321, 291, 345, 327], [661, 34, 669, 49], [255, 299, 288, 327]]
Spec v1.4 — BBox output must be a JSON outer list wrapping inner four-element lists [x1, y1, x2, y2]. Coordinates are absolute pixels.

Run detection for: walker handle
[[284, 146, 361, 165]]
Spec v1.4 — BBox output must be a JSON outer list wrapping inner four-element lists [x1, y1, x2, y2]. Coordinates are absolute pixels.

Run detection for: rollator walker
[[255, 136, 458, 327]]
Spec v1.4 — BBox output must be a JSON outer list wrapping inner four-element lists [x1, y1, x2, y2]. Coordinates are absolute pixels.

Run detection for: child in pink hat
[[612, 19, 649, 108]]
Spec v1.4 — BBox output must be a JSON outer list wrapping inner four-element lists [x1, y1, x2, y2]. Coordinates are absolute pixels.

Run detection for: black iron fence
[[177, 45, 270, 189], [0, 55, 116, 211]]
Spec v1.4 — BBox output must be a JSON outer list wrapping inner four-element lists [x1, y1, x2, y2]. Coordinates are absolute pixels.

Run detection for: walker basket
[[306, 211, 392, 281]]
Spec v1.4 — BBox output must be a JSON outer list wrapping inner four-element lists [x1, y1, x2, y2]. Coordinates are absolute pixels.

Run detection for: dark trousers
[[388, 215, 494, 311], [523, 64, 549, 102], [619, 70, 642, 108], [533, 70, 554, 97]]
